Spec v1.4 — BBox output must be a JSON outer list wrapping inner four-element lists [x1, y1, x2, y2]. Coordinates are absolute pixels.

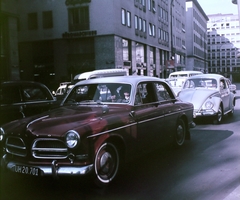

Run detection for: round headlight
[[205, 101, 214, 109], [0, 127, 5, 141], [65, 130, 80, 149]]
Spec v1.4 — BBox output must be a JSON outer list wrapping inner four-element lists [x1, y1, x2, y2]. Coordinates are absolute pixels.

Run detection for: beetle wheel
[[214, 106, 223, 124], [175, 118, 186, 147], [94, 142, 119, 186]]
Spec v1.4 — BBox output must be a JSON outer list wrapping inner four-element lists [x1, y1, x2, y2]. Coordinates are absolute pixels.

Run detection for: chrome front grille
[[32, 138, 68, 159], [6, 136, 27, 157]]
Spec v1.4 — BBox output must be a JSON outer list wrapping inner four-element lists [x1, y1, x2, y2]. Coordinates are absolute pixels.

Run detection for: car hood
[[178, 89, 218, 108], [2, 104, 130, 137]]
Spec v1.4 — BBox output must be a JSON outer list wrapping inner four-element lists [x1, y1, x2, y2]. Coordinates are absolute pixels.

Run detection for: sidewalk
[[223, 185, 240, 200]]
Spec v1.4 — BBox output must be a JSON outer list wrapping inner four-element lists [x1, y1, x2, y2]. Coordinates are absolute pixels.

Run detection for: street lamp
[[232, 0, 240, 28]]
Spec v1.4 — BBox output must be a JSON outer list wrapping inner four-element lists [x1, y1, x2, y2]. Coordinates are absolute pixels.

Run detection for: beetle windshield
[[63, 83, 132, 105], [183, 78, 218, 89]]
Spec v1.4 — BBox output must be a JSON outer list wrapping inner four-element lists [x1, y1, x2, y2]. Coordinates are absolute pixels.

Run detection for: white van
[[55, 69, 128, 98], [169, 70, 203, 79], [167, 71, 203, 95], [73, 68, 128, 82], [55, 82, 73, 96], [168, 71, 203, 87]]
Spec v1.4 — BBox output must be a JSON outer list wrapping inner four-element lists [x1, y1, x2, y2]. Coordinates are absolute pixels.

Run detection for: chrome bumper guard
[[1, 155, 93, 178], [194, 110, 216, 118]]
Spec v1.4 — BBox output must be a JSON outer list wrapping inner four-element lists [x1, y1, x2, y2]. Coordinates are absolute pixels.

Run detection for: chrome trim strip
[[6, 137, 27, 157], [87, 122, 137, 138], [32, 138, 68, 159], [27, 115, 49, 128], [138, 115, 164, 124]]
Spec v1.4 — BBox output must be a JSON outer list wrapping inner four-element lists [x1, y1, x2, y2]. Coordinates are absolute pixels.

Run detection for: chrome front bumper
[[1, 155, 93, 178], [193, 109, 217, 118]]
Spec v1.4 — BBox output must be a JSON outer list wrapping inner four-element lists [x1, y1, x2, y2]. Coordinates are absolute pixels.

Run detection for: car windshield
[[166, 78, 186, 87], [183, 78, 218, 89], [63, 83, 132, 105]]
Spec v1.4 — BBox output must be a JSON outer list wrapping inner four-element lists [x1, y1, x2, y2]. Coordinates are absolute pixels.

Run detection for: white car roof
[[74, 69, 128, 80], [186, 73, 225, 80], [75, 75, 164, 85]]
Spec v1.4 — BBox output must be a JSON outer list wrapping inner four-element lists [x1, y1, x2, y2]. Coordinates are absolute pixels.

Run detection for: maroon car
[[1, 76, 195, 186]]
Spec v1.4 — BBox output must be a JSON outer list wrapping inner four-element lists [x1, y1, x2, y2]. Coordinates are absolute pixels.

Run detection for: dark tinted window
[[22, 84, 51, 101], [28, 12, 38, 30], [64, 83, 131, 104], [1, 85, 21, 104]]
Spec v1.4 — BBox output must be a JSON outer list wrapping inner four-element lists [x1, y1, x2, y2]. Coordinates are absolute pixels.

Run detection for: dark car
[[1, 76, 195, 186], [0, 81, 57, 125]]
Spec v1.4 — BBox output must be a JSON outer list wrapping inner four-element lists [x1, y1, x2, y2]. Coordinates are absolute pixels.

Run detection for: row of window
[[209, 52, 238, 56], [28, 11, 53, 30], [209, 15, 239, 23], [208, 41, 240, 45], [209, 37, 240, 42], [194, 34, 206, 47], [194, 47, 205, 58], [193, 8, 206, 28], [208, 67, 240, 73], [122, 9, 169, 42], [209, 47, 240, 51], [208, 32, 240, 37], [209, 26, 240, 30], [68, 7, 89, 31], [209, 60, 240, 66], [193, 22, 206, 37], [135, 0, 169, 21], [27, 7, 89, 32]]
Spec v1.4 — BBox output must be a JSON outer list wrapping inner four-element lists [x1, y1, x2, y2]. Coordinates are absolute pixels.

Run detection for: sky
[[197, 0, 238, 15]]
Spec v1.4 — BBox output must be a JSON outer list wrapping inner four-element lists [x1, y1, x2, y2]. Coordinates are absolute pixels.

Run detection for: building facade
[[1, 0, 188, 89], [207, 13, 240, 81], [0, 0, 20, 81], [185, 0, 209, 73]]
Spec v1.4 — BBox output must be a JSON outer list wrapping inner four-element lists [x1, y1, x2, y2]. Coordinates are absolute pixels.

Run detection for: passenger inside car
[[118, 87, 130, 103]]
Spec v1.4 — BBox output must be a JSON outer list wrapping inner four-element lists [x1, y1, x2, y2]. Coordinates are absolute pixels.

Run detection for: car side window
[[135, 82, 156, 104], [155, 83, 172, 101], [1, 85, 21, 104], [64, 83, 132, 104], [224, 79, 229, 89], [220, 80, 226, 90], [22, 85, 49, 101]]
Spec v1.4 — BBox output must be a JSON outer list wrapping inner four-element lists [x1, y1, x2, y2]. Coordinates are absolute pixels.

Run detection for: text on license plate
[[14, 165, 39, 176]]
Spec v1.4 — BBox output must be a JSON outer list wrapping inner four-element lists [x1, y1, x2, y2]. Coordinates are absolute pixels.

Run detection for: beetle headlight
[[65, 130, 80, 149], [205, 101, 214, 109], [0, 127, 5, 141]]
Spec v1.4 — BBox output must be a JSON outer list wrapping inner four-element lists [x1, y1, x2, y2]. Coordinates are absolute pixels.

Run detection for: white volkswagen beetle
[[178, 74, 236, 124]]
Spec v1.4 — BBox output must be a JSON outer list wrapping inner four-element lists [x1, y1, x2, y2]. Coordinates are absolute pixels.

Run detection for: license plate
[[14, 165, 39, 176]]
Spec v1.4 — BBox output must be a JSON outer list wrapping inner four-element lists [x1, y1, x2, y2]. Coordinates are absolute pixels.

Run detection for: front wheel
[[94, 142, 120, 187], [213, 106, 223, 124], [174, 118, 186, 147]]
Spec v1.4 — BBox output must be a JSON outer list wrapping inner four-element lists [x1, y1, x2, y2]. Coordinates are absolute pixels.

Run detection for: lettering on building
[[62, 30, 97, 38]]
